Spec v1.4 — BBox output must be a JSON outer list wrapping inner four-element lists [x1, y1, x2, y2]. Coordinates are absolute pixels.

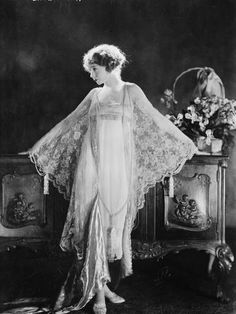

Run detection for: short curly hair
[[83, 44, 127, 73]]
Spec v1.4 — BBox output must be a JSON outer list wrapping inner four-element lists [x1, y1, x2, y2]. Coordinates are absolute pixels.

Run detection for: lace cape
[[30, 83, 196, 213]]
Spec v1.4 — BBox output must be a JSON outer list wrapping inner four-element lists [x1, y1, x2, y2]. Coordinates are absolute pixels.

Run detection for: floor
[[1, 230, 236, 314]]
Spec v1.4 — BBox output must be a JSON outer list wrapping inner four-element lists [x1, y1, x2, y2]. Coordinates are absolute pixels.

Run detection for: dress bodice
[[89, 87, 132, 121], [97, 102, 124, 120]]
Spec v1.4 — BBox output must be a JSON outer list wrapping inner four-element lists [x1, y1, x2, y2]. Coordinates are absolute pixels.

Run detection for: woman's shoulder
[[82, 87, 101, 103], [125, 82, 145, 99], [125, 82, 141, 90], [87, 87, 101, 98]]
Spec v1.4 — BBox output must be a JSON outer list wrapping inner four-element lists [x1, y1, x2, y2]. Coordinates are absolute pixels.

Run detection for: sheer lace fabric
[[133, 93, 197, 211], [30, 88, 98, 200], [29, 83, 197, 312]]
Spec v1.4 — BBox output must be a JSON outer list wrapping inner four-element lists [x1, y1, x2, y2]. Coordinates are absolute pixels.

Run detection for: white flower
[[177, 113, 183, 119], [191, 112, 199, 123], [194, 97, 201, 104], [185, 112, 192, 120], [223, 98, 229, 105], [203, 118, 209, 125], [199, 122, 206, 131], [231, 100, 236, 109], [205, 129, 212, 136], [197, 116, 202, 122], [185, 112, 198, 123], [187, 105, 195, 112], [164, 89, 173, 97], [174, 119, 183, 127]]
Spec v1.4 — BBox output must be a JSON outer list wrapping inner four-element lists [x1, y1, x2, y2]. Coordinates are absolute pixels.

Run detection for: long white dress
[[97, 102, 129, 261], [29, 83, 197, 312], [68, 94, 130, 262]]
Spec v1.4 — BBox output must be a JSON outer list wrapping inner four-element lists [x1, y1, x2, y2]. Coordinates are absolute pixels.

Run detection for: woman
[[29, 44, 197, 314]]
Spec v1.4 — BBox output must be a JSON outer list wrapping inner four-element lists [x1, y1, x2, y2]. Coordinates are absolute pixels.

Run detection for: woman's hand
[[18, 151, 29, 155]]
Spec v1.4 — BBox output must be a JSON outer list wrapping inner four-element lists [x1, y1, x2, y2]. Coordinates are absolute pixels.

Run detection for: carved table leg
[[215, 244, 234, 274], [132, 240, 234, 302], [209, 244, 234, 303]]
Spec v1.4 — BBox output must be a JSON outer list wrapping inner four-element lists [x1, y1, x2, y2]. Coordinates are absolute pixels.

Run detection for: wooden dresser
[[0, 154, 233, 300], [132, 154, 234, 301]]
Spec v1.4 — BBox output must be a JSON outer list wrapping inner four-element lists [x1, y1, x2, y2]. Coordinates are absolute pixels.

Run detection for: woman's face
[[89, 64, 110, 85]]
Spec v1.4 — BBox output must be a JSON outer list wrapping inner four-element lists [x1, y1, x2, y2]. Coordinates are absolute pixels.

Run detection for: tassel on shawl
[[44, 173, 49, 195], [168, 175, 174, 198]]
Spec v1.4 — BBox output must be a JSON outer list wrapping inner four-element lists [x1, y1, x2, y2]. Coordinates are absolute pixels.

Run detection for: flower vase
[[197, 136, 211, 153], [197, 136, 223, 154], [211, 138, 223, 153]]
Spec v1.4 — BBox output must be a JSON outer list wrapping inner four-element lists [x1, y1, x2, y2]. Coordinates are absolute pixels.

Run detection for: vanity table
[[0, 154, 233, 300]]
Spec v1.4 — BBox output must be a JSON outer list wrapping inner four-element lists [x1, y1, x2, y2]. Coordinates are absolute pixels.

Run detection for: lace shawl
[[30, 83, 197, 221], [130, 83, 197, 213], [29, 88, 98, 199]]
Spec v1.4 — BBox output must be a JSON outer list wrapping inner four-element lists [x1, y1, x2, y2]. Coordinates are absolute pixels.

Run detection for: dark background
[[1, 0, 236, 226]]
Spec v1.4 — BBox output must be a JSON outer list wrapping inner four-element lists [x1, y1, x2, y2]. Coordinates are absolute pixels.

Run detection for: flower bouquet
[[162, 68, 236, 154]]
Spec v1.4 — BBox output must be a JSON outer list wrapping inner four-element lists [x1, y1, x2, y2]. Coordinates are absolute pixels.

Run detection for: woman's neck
[[103, 71, 124, 92]]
